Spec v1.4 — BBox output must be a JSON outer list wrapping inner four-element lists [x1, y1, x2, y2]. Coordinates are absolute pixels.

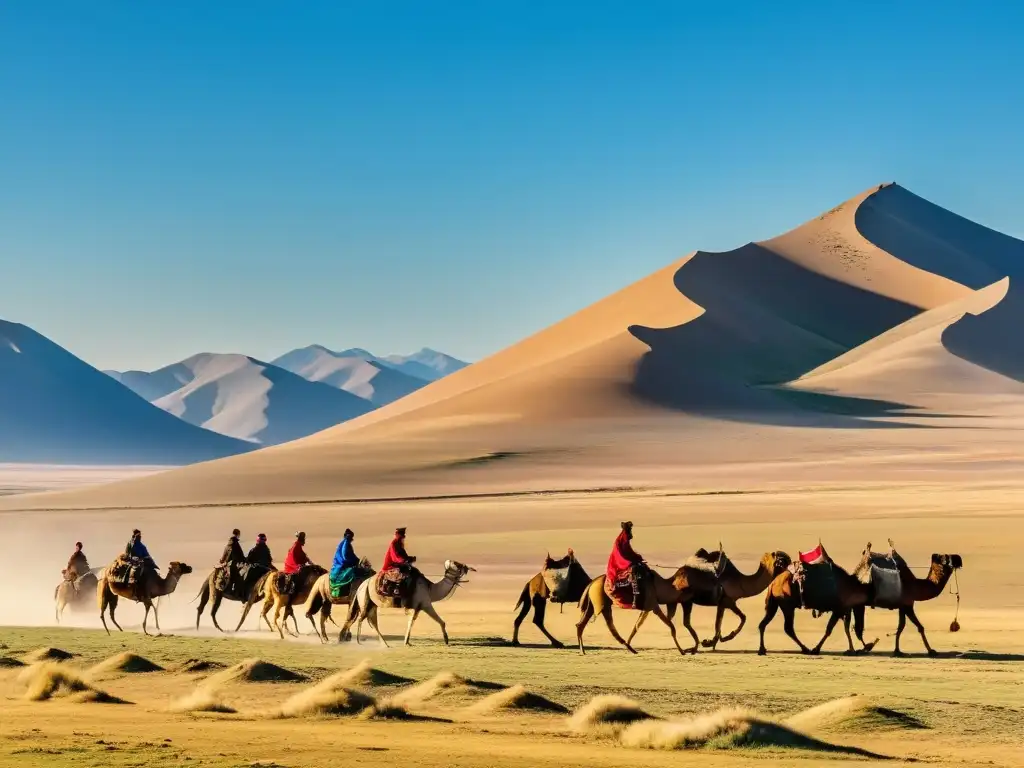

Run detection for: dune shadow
[[626, 244, 934, 427]]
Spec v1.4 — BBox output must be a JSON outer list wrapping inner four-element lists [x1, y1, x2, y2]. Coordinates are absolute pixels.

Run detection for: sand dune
[[0, 320, 252, 465], [6, 182, 1024, 509]]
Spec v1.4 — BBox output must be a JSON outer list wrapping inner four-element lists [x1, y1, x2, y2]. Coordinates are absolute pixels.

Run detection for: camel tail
[[192, 579, 209, 604], [513, 583, 530, 612], [578, 588, 598, 624]]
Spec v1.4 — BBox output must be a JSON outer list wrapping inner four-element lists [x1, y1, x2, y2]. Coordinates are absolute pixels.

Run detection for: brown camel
[[758, 553, 877, 656], [55, 569, 102, 623], [512, 551, 591, 647], [262, 564, 327, 639], [98, 561, 193, 636], [575, 566, 722, 655], [667, 549, 793, 650], [303, 557, 375, 643], [854, 546, 963, 656], [193, 564, 274, 632]]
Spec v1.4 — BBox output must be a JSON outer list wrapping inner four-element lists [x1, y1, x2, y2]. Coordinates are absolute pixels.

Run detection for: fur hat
[[132, 529, 141, 537], [256, 533, 267, 542], [344, 528, 354, 538], [232, 528, 240, 537], [395, 527, 407, 536], [75, 542, 83, 550], [621, 521, 633, 531], [295, 531, 306, 539]]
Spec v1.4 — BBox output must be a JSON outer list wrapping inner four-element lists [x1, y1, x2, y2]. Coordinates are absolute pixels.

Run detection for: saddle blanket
[[110, 557, 144, 585], [855, 552, 903, 609], [542, 566, 572, 603], [788, 561, 839, 611], [604, 569, 638, 609], [375, 567, 414, 608], [330, 567, 371, 602]]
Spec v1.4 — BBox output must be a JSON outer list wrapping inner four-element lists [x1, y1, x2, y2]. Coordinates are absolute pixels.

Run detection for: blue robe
[[330, 538, 359, 585]]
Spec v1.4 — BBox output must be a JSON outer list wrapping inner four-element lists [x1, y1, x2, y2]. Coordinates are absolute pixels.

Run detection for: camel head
[[443, 559, 475, 581], [168, 562, 194, 577], [358, 556, 374, 570], [767, 551, 792, 575], [932, 554, 963, 570]]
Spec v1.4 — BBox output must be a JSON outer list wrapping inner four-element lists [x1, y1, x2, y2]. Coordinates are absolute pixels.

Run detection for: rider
[[606, 521, 646, 608], [382, 527, 416, 574], [330, 528, 360, 586], [219, 528, 246, 593], [280, 532, 310, 595], [126, 529, 158, 570], [247, 533, 273, 570], [64, 542, 90, 582]]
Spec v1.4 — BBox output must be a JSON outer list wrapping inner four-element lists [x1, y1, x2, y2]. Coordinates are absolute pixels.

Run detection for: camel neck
[[735, 561, 774, 595], [427, 573, 460, 602]]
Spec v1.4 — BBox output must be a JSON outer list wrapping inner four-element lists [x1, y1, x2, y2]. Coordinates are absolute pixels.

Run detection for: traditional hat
[[621, 521, 633, 531], [344, 528, 354, 537], [75, 542, 83, 549], [395, 527, 407, 536], [256, 533, 267, 542], [232, 528, 240, 537], [132, 528, 141, 537], [295, 531, 306, 539]]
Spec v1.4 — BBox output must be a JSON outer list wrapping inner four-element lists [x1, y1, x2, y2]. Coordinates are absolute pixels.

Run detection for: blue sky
[[2, 2, 1022, 371]]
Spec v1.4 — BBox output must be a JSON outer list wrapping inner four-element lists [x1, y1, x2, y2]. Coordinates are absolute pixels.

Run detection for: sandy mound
[[0, 657, 26, 668], [206, 659, 306, 685], [177, 658, 227, 674], [275, 674, 377, 718], [390, 671, 504, 707], [90, 652, 164, 675], [569, 695, 655, 732], [334, 659, 415, 688], [20, 663, 129, 705], [785, 695, 928, 732], [21, 647, 74, 663], [468, 684, 567, 715], [170, 688, 237, 714]]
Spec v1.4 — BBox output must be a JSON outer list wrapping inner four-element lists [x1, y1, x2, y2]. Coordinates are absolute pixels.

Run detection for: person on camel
[[219, 528, 246, 594], [607, 521, 647, 608], [64, 542, 90, 583], [123, 529, 158, 584], [329, 528, 368, 598], [281, 531, 310, 595], [382, 527, 417, 574], [247, 533, 273, 570]]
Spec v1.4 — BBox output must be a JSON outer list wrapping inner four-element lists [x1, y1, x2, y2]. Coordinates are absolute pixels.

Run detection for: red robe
[[382, 536, 411, 571], [283, 541, 309, 574], [606, 531, 643, 582]]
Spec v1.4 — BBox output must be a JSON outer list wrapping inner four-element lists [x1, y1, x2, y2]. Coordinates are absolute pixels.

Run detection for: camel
[[54, 568, 103, 623], [512, 551, 591, 647], [667, 549, 793, 650], [193, 564, 275, 632], [303, 557, 375, 643], [575, 565, 722, 655], [854, 545, 963, 656], [341, 560, 474, 647], [98, 561, 193, 636], [262, 564, 327, 639], [758, 554, 878, 656]]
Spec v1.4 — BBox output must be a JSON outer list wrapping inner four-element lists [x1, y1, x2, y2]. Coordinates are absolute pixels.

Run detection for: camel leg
[[625, 610, 650, 648], [893, 608, 908, 657], [600, 603, 637, 654], [530, 598, 563, 648], [811, 611, 843, 654], [680, 602, 701, 653], [782, 604, 811, 654], [210, 593, 225, 632], [575, 595, 596, 655], [195, 583, 210, 630], [905, 605, 937, 656], [153, 600, 161, 633], [852, 606, 877, 653], [287, 605, 301, 636], [758, 598, 779, 655], [718, 603, 746, 644], [98, 584, 111, 635], [702, 603, 726, 649], [234, 597, 255, 632], [421, 604, 449, 645], [339, 605, 359, 644], [653, 605, 686, 655], [260, 596, 275, 632], [318, 604, 331, 643], [272, 600, 286, 640], [142, 600, 152, 636], [842, 612, 856, 655], [511, 591, 532, 646], [367, 605, 388, 648], [403, 608, 421, 646]]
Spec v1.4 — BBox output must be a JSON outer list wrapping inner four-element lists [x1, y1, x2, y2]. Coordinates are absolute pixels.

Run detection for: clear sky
[[2, 2, 1022, 371]]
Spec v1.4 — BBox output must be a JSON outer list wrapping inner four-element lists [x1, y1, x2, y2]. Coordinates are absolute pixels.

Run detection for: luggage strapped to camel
[[854, 539, 904, 609], [788, 542, 838, 613], [375, 566, 418, 608]]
